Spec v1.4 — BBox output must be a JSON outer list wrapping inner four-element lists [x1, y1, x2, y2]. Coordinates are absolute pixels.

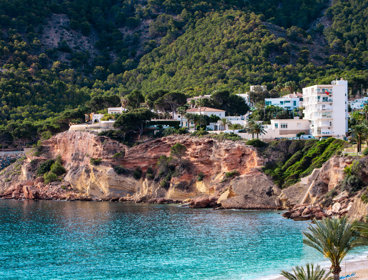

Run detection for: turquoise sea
[[0, 200, 366, 280]]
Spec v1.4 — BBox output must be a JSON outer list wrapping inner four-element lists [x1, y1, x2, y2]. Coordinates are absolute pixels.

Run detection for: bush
[[50, 161, 66, 176], [113, 165, 129, 175], [246, 139, 267, 147], [197, 172, 205, 181], [90, 158, 102, 165], [210, 132, 242, 141], [146, 167, 154, 180], [191, 129, 208, 137], [361, 190, 368, 204], [44, 171, 58, 184], [37, 159, 55, 176], [113, 151, 125, 159], [133, 167, 142, 179], [225, 170, 240, 178], [363, 147, 368, 156]]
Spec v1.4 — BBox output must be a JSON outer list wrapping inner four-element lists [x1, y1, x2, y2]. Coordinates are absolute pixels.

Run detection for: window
[[280, 101, 284, 105], [275, 123, 278, 128], [265, 101, 271, 105], [293, 101, 297, 106], [281, 124, 288, 129]]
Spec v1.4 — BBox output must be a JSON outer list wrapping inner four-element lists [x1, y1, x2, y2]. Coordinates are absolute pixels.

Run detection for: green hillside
[[0, 0, 368, 146]]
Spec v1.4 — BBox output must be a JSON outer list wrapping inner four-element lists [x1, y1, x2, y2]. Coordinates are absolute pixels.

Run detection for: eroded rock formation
[[0, 131, 281, 209]]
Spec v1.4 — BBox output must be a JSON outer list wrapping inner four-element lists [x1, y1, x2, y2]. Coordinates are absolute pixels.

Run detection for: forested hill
[[1, 0, 368, 146]]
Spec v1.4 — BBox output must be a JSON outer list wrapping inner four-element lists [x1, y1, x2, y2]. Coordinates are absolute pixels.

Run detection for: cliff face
[[0, 131, 281, 209], [281, 156, 368, 221]]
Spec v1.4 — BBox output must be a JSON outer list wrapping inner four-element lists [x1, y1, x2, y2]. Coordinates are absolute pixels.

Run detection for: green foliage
[[90, 158, 102, 165], [43, 171, 59, 184], [363, 147, 368, 156], [1, 0, 368, 149], [170, 143, 187, 159], [264, 138, 345, 188], [361, 189, 368, 204], [36, 159, 54, 176], [210, 132, 242, 141], [50, 161, 66, 176], [246, 139, 267, 148], [133, 167, 142, 180], [197, 172, 205, 181], [113, 165, 128, 175], [303, 217, 358, 280], [113, 151, 125, 160], [225, 170, 240, 178], [114, 108, 155, 138], [281, 263, 332, 280], [191, 129, 208, 137]]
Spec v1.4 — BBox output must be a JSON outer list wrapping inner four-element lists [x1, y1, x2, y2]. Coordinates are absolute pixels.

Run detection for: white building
[[303, 79, 348, 138], [262, 118, 310, 139], [250, 85, 267, 92], [186, 107, 225, 118], [265, 94, 302, 111], [349, 97, 368, 110], [108, 107, 126, 114], [91, 113, 104, 123]]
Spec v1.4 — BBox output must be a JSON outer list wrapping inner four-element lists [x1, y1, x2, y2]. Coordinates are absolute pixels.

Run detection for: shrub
[[246, 139, 267, 147], [197, 172, 205, 181], [113, 151, 125, 159], [191, 129, 208, 137], [90, 158, 102, 165], [170, 143, 187, 159], [44, 171, 58, 184], [146, 167, 154, 180], [133, 167, 142, 179], [50, 161, 66, 176], [361, 190, 368, 204], [37, 159, 54, 176], [363, 147, 368, 156], [225, 170, 240, 178], [210, 132, 242, 141], [113, 165, 129, 175]]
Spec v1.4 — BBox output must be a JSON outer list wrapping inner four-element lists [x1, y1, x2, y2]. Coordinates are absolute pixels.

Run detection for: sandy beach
[[270, 257, 368, 280]]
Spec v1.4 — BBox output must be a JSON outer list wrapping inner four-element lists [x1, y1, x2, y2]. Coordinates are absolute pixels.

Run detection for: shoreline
[[263, 255, 368, 280]]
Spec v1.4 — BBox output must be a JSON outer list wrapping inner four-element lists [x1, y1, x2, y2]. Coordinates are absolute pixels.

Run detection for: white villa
[[108, 107, 126, 114], [265, 93, 302, 111], [262, 118, 310, 139], [303, 79, 348, 138], [349, 97, 368, 110]]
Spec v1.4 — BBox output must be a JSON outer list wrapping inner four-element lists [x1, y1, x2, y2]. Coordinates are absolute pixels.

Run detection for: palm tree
[[253, 122, 266, 139], [246, 120, 256, 138], [220, 118, 229, 131], [352, 221, 368, 246], [350, 122, 368, 153], [281, 263, 332, 280], [303, 217, 359, 280]]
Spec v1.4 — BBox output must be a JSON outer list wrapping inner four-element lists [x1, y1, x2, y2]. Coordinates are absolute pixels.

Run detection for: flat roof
[[187, 107, 225, 113]]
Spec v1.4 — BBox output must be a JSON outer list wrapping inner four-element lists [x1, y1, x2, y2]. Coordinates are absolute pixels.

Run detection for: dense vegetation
[[263, 138, 345, 188], [0, 0, 368, 147]]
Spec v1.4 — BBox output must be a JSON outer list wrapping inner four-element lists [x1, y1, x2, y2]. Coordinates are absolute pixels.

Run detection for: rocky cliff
[[281, 156, 368, 221], [0, 131, 281, 209]]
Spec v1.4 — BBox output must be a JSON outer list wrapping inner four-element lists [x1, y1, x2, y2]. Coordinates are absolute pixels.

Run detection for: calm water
[[0, 200, 364, 280]]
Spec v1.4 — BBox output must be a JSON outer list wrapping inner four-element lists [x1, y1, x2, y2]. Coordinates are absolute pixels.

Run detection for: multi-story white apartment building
[[303, 79, 348, 138]]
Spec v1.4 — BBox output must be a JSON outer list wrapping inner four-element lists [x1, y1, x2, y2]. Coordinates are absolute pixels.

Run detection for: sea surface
[[0, 200, 366, 280]]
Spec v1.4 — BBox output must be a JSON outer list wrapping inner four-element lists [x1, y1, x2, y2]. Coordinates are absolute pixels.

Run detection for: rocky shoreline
[[0, 131, 367, 220]]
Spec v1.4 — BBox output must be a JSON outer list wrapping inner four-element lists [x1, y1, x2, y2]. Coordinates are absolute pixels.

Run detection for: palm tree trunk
[[358, 135, 362, 153], [332, 265, 341, 280]]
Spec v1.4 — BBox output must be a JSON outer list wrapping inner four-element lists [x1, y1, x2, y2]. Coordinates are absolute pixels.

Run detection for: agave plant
[[281, 263, 333, 280], [303, 217, 358, 280]]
